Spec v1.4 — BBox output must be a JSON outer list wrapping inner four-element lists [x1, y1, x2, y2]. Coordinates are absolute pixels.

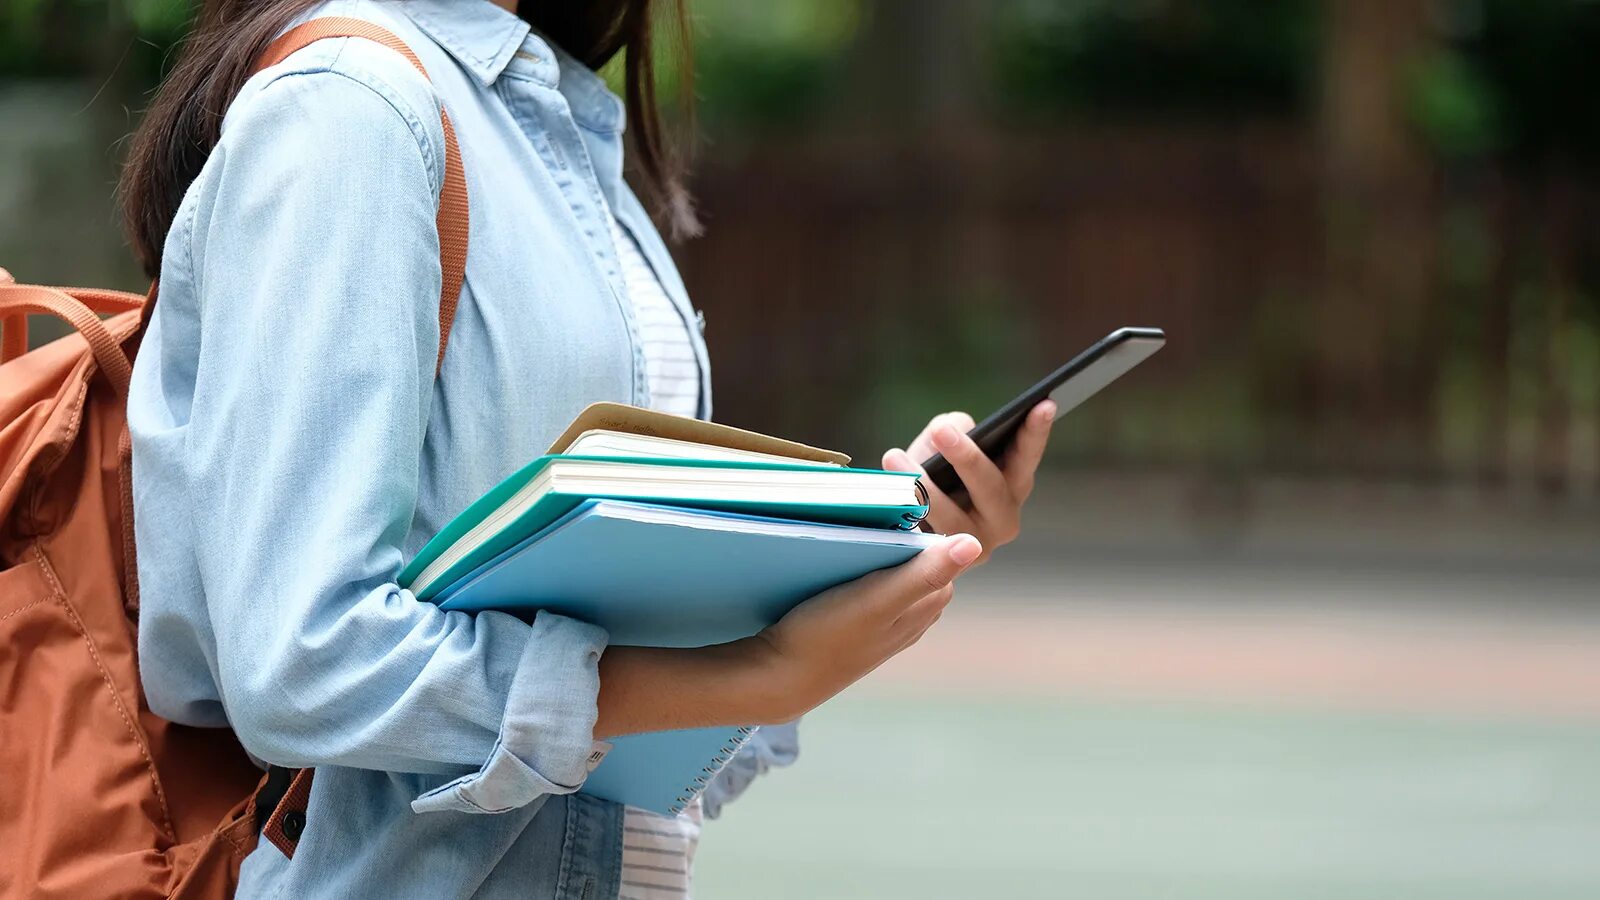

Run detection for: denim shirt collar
[[395, 0, 527, 85], [546, 42, 626, 136], [396, 0, 625, 135]]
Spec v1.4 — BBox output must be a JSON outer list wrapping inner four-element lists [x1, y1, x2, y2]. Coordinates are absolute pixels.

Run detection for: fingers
[[910, 534, 981, 592], [906, 411, 977, 462], [855, 533, 976, 618], [882, 447, 916, 474], [942, 411, 978, 447], [892, 582, 953, 632], [929, 423, 1018, 541], [899, 607, 944, 653], [882, 447, 976, 536], [1000, 400, 1055, 501]]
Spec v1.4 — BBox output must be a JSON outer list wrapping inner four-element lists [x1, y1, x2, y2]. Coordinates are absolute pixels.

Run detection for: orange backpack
[[0, 19, 466, 899]]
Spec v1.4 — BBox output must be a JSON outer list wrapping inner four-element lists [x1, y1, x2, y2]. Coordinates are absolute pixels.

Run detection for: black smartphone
[[921, 327, 1166, 498]]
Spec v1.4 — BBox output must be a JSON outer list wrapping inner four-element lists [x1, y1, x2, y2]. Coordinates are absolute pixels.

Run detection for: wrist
[[724, 633, 815, 725], [593, 634, 818, 739]]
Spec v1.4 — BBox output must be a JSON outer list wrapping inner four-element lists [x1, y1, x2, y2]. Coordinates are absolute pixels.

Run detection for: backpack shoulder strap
[[256, 17, 468, 371]]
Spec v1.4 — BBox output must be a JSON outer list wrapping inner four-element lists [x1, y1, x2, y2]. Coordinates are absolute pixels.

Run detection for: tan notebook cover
[[546, 402, 851, 466]]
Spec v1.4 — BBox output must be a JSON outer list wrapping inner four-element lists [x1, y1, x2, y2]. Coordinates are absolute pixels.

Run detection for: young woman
[[120, 1, 1056, 898]]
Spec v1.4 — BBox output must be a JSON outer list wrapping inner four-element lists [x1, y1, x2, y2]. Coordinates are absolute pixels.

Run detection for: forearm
[[594, 637, 795, 739]]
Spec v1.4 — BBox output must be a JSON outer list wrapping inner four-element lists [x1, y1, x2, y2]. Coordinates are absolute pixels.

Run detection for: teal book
[[430, 499, 939, 814], [401, 453, 927, 601]]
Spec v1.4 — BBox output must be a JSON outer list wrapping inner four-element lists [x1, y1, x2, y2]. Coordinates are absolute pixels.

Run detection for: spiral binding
[[901, 478, 931, 530], [668, 725, 761, 815]]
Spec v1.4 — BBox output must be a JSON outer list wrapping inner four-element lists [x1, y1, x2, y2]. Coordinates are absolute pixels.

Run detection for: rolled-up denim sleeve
[[175, 60, 604, 812], [701, 720, 800, 819], [410, 611, 607, 814]]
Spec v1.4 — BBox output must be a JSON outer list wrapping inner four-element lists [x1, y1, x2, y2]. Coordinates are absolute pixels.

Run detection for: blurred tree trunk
[[836, 0, 992, 387], [1536, 174, 1577, 494], [1314, 0, 1438, 475], [843, 0, 985, 134], [1479, 179, 1515, 486]]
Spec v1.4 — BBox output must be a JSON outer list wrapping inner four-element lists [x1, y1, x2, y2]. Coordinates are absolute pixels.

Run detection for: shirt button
[[282, 810, 306, 842]]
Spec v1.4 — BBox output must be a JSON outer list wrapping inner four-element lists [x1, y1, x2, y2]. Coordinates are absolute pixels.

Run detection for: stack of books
[[402, 403, 936, 814]]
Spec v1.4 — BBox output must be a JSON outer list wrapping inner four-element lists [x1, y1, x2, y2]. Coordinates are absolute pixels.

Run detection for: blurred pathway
[[877, 472, 1600, 719], [698, 474, 1600, 900]]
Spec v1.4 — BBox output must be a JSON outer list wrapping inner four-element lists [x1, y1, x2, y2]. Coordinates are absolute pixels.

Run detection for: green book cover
[[400, 454, 927, 601]]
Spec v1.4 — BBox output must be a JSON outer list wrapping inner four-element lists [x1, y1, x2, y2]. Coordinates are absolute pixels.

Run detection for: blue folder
[[431, 499, 937, 814]]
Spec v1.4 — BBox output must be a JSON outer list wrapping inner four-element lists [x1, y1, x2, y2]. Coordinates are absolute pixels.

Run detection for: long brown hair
[[119, 0, 696, 279]]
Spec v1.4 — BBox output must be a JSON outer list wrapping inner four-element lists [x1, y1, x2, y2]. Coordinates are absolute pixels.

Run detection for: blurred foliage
[[121, 0, 189, 34], [1406, 0, 1600, 166], [0, 0, 188, 78], [988, 0, 1320, 121], [603, 0, 860, 133], [4, 0, 1599, 485], [1406, 49, 1503, 160], [6, 0, 1598, 166], [1463, 0, 1600, 167], [689, 0, 860, 131]]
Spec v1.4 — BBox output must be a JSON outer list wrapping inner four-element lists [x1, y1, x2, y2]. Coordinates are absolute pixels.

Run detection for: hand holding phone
[[919, 327, 1165, 499]]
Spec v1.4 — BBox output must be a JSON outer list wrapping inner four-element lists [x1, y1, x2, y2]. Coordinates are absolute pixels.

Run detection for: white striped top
[[618, 800, 704, 899], [611, 217, 700, 418], [608, 213, 704, 899]]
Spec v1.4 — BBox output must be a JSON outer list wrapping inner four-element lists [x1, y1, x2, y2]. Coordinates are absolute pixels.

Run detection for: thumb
[[902, 534, 982, 597]]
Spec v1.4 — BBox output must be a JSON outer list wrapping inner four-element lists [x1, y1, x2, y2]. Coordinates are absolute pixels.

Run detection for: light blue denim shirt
[[128, 1, 796, 897]]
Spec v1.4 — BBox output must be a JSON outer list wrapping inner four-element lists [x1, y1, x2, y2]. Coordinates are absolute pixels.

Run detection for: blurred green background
[[4, 1, 1599, 897], [6, 0, 1600, 484]]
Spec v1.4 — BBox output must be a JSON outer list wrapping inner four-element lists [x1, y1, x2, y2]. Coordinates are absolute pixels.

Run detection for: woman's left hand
[[881, 400, 1056, 565]]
